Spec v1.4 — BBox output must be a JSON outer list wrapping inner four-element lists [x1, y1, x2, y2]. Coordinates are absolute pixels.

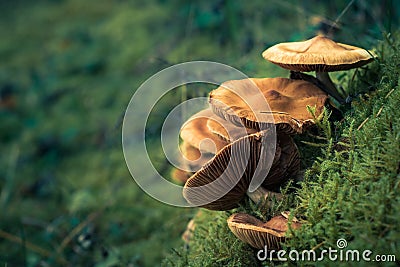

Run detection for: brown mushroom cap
[[227, 212, 301, 249], [183, 130, 278, 210], [173, 141, 215, 184], [171, 168, 191, 184], [209, 77, 328, 134], [182, 218, 196, 244], [180, 108, 229, 153], [206, 113, 258, 143], [262, 35, 375, 72], [180, 141, 213, 171], [182, 210, 203, 246]]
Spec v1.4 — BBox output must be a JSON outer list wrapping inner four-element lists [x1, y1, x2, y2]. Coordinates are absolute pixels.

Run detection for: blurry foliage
[[0, 0, 399, 266]]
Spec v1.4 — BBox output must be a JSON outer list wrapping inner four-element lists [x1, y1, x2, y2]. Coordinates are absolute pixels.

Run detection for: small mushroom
[[182, 218, 196, 245], [181, 210, 203, 248], [262, 35, 375, 103], [183, 130, 283, 211], [177, 107, 250, 184], [180, 108, 229, 154], [206, 112, 257, 143], [171, 142, 214, 184], [171, 168, 191, 184], [180, 141, 214, 172], [209, 77, 328, 134], [227, 212, 301, 249]]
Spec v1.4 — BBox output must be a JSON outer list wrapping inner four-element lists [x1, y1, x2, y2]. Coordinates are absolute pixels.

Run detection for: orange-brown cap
[[206, 112, 257, 143], [209, 77, 328, 134], [171, 168, 191, 184], [180, 108, 229, 154], [262, 35, 375, 72], [181, 218, 196, 244], [174, 141, 214, 183], [181, 210, 203, 246], [180, 141, 213, 171], [227, 212, 301, 249]]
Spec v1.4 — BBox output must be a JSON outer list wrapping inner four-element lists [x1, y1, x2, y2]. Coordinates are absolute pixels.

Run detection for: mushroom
[[227, 212, 301, 249], [171, 142, 214, 184], [206, 112, 258, 143], [181, 210, 203, 248], [183, 130, 294, 211], [209, 77, 328, 134], [179, 108, 299, 188], [180, 141, 214, 172], [182, 218, 196, 245], [176, 107, 252, 184], [262, 35, 375, 103], [171, 168, 191, 184], [180, 108, 229, 154]]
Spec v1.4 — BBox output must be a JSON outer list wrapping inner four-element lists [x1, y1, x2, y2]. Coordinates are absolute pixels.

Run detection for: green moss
[[165, 34, 400, 266], [285, 33, 400, 265], [163, 209, 259, 267]]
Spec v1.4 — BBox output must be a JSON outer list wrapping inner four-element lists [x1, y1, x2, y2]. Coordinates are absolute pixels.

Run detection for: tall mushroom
[[180, 108, 229, 154], [209, 77, 328, 134], [262, 35, 375, 103]]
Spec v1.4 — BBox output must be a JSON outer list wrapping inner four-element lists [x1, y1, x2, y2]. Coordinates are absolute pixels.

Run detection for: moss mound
[[164, 33, 400, 267]]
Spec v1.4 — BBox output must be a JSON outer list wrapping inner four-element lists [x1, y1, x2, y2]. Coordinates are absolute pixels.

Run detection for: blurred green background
[[0, 0, 398, 266]]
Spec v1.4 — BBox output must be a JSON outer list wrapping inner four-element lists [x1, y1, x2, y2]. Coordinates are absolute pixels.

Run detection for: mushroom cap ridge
[[227, 212, 301, 249], [180, 108, 229, 154], [209, 77, 328, 134], [262, 35, 375, 72]]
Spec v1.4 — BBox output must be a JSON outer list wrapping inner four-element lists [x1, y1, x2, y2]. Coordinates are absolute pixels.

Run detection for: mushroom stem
[[246, 187, 282, 208], [316, 71, 345, 103]]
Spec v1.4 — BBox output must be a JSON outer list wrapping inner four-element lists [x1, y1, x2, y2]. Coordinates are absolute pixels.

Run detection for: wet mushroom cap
[[206, 113, 257, 143], [171, 168, 191, 184], [182, 218, 196, 244], [209, 77, 328, 134], [180, 108, 229, 153], [180, 141, 214, 172], [262, 35, 375, 72], [183, 130, 277, 210], [171, 142, 214, 185], [227, 213, 301, 249]]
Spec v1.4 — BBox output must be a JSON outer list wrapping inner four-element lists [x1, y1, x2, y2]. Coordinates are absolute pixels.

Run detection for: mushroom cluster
[[172, 35, 374, 250]]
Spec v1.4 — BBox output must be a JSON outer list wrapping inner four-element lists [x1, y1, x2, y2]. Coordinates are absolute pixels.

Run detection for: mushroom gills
[[227, 212, 301, 249]]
